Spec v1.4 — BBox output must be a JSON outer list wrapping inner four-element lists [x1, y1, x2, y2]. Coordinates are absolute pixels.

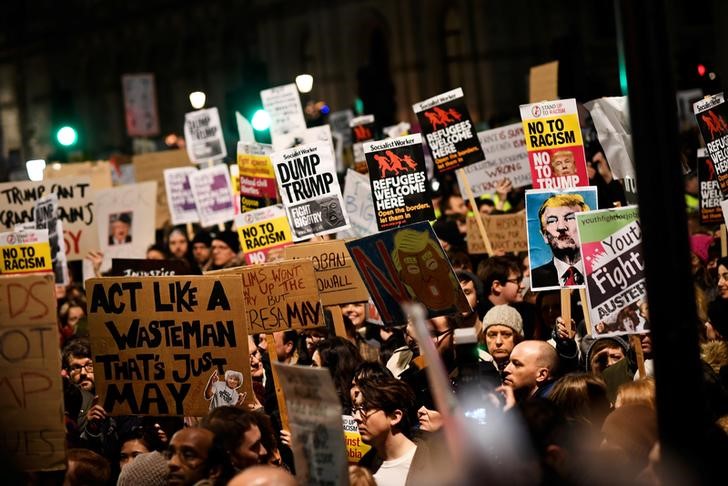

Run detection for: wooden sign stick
[[186, 222, 195, 241], [630, 334, 646, 379], [457, 168, 494, 255], [579, 288, 591, 336], [328, 305, 348, 338], [560, 288, 572, 335], [721, 224, 727, 257], [265, 334, 290, 431]]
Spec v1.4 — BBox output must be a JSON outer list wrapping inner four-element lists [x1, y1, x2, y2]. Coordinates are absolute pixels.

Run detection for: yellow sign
[[235, 205, 293, 264], [0, 231, 52, 274]]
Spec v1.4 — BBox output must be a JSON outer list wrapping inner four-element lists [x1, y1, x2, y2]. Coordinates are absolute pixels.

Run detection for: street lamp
[[295, 74, 313, 93], [189, 91, 206, 109], [26, 159, 46, 181]]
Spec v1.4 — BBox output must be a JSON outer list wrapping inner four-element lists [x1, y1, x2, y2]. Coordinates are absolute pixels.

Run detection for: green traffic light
[[56, 126, 78, 146]]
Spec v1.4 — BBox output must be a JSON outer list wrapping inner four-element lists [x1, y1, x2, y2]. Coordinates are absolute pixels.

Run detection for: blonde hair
[[615, 378, 656, 410], [349, 465, 377, 486], [538, 193, 590, 229], [224, 370, 244, 389]]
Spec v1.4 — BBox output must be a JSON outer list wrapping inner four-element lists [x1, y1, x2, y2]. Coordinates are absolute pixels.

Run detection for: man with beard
[[531, 193, 590, 289]]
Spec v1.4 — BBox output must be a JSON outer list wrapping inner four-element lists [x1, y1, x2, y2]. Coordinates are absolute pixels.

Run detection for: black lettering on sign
[[206, 280, 231, 311], [104, 382, 190, 414], [153, 281, 198, 312], [89, 282, 142, 314]]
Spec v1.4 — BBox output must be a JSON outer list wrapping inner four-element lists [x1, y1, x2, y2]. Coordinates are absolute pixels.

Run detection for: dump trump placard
[[272, 142, 350, 241]]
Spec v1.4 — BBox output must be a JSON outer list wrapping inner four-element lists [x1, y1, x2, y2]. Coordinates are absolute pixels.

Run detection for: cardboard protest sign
[[95, 182, 157, 267], [0, 229, 52, 274], [184, 107, 227, 163], [189, 164, 236, 228], [526, 187, 598, 291], [458, 124, 532, 197], [133, 149, 193, 229], [576, 206, 647, 336], [698, 148, 723, 225], [164, 167, 199, 225], [272, 142, 350, 240], [343, 415, 371, 464], [122, 73, 160, 137], [235, 204, 293, 264], [413, 88, 485, 173], [238, 260, 324, 334], [0, 273, 66, 471], [0, 177, 97, 261], [529, 61, 559, 103], [346, 221, 471, 325], [274, 364, 348, 486], [86, 275, 252, 415], [694, 93, 728, 198], [260, 83, 307, 150], [110, 258, 193, 277], [237, 142, 276, 213], [466, 212, 528, 255], [339, 169, 377, 238], [34, 195, 69, 285], [44, 160, 113, 190], [520, 98, 589, 189], [364, 134, 435, 230], [285, 240, 370, 306]]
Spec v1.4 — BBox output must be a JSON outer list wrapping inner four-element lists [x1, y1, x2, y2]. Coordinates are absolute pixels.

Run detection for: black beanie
[[211, 230, 240, 253]]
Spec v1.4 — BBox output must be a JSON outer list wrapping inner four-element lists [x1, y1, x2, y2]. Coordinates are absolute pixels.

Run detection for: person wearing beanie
[[117, 451, 168, 486], [478, 305, 524, 371], [192, 230, 213, 270], [581, 335, 629, 374], [208, 231, 243, 271]]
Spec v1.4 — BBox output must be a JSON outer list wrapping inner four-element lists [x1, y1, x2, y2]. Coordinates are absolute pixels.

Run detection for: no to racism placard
[[237, 142, 276, 213], [0, 177, 97, 261], [0, 274, 66, 471], [364, 134, 434, 230], [184, 107, 227, 163], [272, 142, 350, 241], [525, 187, 598, 291], [520, 98, 589, 189], [274, 364, 348, 486], [0, 229, 52, 274], [458, 124, 532, 197], [346, 221, 471, 325], [235, 204, 293, 264], [576, 206, 647, 337], [697, 148, 723, 225], [285, 239, 369, 306], [164, 167, 199, 225], [413, 88, 485, 173], [189, 164, 236, 228], [86, 275, 253, 415], [694, 93, 728, 198]]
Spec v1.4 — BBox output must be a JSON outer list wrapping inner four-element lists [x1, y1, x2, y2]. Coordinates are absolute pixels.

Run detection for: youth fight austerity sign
[[520, 98, 589, 189]]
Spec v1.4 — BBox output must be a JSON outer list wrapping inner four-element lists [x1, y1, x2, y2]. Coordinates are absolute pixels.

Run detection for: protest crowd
[[2, 53, 728, 486]]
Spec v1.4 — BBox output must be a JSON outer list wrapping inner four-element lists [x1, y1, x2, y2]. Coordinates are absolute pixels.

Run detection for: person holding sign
[[531, 193, 591, 289]]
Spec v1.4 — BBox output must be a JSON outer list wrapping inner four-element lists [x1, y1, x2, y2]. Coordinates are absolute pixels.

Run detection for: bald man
[[228, 465, 297, 486], [501, 340, 559, 402]]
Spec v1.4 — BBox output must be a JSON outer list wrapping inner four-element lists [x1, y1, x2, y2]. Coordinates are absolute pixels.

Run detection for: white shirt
[[553, 257, 584, 285], [373, 445, 417, 486]]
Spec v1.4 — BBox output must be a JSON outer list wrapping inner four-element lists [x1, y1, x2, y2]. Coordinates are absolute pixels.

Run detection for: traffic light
[[56, 125, 78, 146]]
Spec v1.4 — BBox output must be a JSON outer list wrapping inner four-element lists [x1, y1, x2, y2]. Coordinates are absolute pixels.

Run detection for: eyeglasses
[[351, 405, 378, 420], [505, 276, 523, 285], [68, 361, 94, 375]]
